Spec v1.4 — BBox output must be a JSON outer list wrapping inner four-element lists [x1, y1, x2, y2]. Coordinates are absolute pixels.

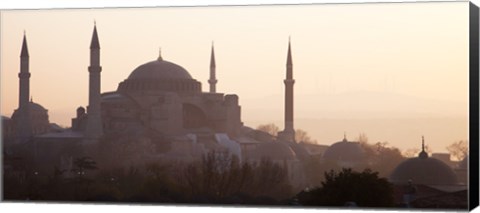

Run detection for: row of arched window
[[118, 79, 201, 93]]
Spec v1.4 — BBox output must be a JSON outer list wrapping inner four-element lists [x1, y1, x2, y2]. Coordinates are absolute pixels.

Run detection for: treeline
[[3, 151, 294, 205], [297, 168, 395, 207]]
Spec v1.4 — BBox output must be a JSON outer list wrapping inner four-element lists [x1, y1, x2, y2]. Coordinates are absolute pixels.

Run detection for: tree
[[446, 140, 468, 161], [303, 155, 342, 187], [403, 148, 419, 158], [256, 123, 279, 136], [370, 143, 405, 177], [357, 135, 405, 178], [257, 124, 317, 144], [295, 129, 317, 144], [358, 134, 375, 159], [178, 151, 293, 203], [356, 133, 369, 144], [298, 168, 394, 207]]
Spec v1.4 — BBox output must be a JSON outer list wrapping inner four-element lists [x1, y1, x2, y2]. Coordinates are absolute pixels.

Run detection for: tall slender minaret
[[16, 32, 32, 142], [278, 38, 295, 142], [85, 24, 103, 142], [208, 42, 217, 93]]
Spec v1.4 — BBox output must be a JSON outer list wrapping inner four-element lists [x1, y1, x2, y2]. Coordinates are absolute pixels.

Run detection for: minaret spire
[[208, 41, 217, 93], [418, 135, 428, 159], [85, 24, 103, 142], [210, 41, 216, 67], [90, 24, 100, 49], [158, 47, 163, 61], [422, 135, 425, 151], [287, 36, 292, 68], [19, 33, 30, 108], [21, 32, 29, 58], [17, 32, 32, 142], [278, 38, 296, 142]]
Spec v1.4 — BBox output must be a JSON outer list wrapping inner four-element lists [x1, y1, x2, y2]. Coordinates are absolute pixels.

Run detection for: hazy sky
[[0, 2, 469, 153]]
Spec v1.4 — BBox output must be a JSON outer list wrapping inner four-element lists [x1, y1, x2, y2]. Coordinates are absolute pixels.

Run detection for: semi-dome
[[322, 136, 365, 163], [128, 59, 192, 80], [389, 138, 458, 185]]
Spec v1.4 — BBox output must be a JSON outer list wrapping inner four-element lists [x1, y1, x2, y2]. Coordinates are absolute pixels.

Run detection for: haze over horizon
[[1, 2, 469, 153]]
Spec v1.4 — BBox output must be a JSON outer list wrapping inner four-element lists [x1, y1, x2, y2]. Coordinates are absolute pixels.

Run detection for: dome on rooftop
[[389, 157, 458, 185], [118, 56, 201, 94], [11, 101, 50, 135], [322, 136, 365, 163], [389, 137, 458, 185], [29, 101, 47, 112], [128, 58, 192, 80], [12, 101, 48, 116]]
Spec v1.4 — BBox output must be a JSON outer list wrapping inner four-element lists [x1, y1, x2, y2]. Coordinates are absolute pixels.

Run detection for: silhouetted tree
[[250, 158, 293, 200], [403, 148, 419, 158], [139, 162, 184, 202], [298, 168, 394, 207], [303, 156, 342, 187], [256, 123, 279, 136], [356, 133, 369, 144], [361, 141, 405, 177], [178, 151, 292, 203], [446, 140, 468, 161], [295, 129, 317, 144]]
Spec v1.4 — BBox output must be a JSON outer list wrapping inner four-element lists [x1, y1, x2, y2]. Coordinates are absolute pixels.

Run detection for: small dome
[[389, 157, 458, 185], [128, 59, 192, 80], [322, 138, 365, 162], [11, 101, 50, 135], [29, 101, 47, 112], [76, 106, 85, 112], [76, 107, 86, 117], [11, 101, 48, 118]]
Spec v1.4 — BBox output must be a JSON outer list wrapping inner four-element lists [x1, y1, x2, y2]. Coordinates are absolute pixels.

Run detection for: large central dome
[[128, 59, 192, 80], [117, 56, 201, 94]]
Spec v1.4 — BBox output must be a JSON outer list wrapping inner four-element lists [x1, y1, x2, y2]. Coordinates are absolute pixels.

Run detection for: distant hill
[[242, 91, 467, 120], [241, 91, 468, 153]]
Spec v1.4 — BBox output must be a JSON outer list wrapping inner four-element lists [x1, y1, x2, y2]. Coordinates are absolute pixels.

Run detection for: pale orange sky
[[0, 2, 469, 153]]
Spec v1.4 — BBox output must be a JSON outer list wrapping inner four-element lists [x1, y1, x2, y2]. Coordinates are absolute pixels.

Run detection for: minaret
[[208, 42, 217, 93], [278, 38, 295, 142], [16, 32, 32, 142], [85, 24, 103, 142]]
